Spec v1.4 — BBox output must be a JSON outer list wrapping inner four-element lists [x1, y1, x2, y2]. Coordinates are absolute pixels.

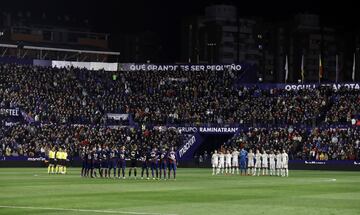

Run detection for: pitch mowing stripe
[[0, 205, 178, 215]]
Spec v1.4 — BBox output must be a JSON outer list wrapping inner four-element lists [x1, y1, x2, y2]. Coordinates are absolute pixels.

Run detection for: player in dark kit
[[118, 146, 127, 179], [128, 146, 139, 179], [101, 146, 110, 178], [159, 148, 167, 180], [168, 147, 177, 180], [86, 149, 94, 178], [150, 147, 159, 180], [140, 150, 150, 180], [93, 148, 101, 178], [80, 147, 88, 177], [109, 147, 118, 178]]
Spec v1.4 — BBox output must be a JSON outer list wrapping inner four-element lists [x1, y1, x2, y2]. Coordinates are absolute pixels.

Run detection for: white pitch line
[[0, 205, 178, 215]]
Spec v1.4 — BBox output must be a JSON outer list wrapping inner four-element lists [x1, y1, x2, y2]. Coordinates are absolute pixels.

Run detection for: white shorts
[[262, 163, 268, 168], [218, 162, 224, 168], [248, 160, 254, 167], [283, 163, 288, 169], [276, 163, 282, 169], [212, 162, 218, 168], [255, 162, 261, 168], [270, 163, 275, 170], [225, 162, 231, 168], [232, 161, 238, 167]]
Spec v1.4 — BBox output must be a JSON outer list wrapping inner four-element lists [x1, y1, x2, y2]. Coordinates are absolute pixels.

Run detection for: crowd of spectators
[[325, 88, 360, 124], [0, 124, 182, 158], [225, 127, 360, 161], [2, 64, 358, 126], [0, 64, 359, 160], [229, 87, 329, 126]]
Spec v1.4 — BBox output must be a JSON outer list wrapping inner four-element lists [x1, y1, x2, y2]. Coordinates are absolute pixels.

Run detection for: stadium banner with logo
[[118, 63, 242, 72], [106, 113, 129, 121], [0, 108, 25, 126], [0, 156, 46, 161], [0, 108, 20, 116], [174, 126, 239, 134], [172, 126, 239, 161], [177, 132, 203, 161], [240, 83, 360, 91]]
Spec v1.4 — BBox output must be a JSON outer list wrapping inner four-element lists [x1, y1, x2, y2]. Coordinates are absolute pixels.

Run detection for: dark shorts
[[118, 160, 126, 168], [130, 160, 137, 168], [101, 161, 108, 168], [86, 160, 93, 169], [142, 162, 148, 169], [168, 163, 176, 171], [110, 159, 118, 168], [59, 159, 65, 166], [49, 158, 55, 165], [150, 162, 158, 169], [160, 162, 167, 169], [240, 161, 247, 169], [94, 161, 100, 169]]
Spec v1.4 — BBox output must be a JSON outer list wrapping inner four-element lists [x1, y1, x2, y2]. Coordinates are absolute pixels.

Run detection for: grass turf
[[0, 168, 359, 215]]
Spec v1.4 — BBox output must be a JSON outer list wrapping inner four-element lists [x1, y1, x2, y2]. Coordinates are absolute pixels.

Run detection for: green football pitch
[[0, 168, 359, 215]]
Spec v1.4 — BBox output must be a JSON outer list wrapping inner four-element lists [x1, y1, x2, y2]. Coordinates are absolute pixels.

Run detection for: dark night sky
[[2, 0, 359, 61]]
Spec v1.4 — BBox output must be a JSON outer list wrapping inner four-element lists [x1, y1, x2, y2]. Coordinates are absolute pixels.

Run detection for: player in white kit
[[281, 150, 289, 177], [231, 148, 240, 174], [254, 150, 262, 176], [269, 151, 276, 176], [261, 150, 268, 176], [225, 150, 232, 174], [211, 150, 219, 175], [275, 150, 282, 176], [217, 151, 225, 174], [247, 149, 254, 175]]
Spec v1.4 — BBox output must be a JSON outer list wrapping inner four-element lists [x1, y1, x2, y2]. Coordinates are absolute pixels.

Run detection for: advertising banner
[[0, 108, 24, 126], [177, 132, 204, 161], [176, 126, 239, 134], [118, 63, 242, 72], [106, 113, 129, 121], [240, 83, 360, 91]]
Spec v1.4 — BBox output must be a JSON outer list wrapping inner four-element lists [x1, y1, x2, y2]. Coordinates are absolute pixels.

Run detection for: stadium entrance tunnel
[[193, 133, 234, 167]]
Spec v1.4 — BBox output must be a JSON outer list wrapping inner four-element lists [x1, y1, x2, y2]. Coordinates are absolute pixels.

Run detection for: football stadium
[[0, 1, 360, 215]]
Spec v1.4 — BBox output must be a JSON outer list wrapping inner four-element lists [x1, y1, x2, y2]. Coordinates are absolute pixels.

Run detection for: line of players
[[47, 147, 69, 174], [80, 145, 177, 180], [211, 148, 289, 177]]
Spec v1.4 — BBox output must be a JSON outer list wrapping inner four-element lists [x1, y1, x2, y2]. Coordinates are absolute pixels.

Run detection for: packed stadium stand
[[0, 64, 359, 161]]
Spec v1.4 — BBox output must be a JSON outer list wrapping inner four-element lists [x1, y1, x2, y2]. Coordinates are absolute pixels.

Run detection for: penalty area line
[[0, 205, 178, 215]]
